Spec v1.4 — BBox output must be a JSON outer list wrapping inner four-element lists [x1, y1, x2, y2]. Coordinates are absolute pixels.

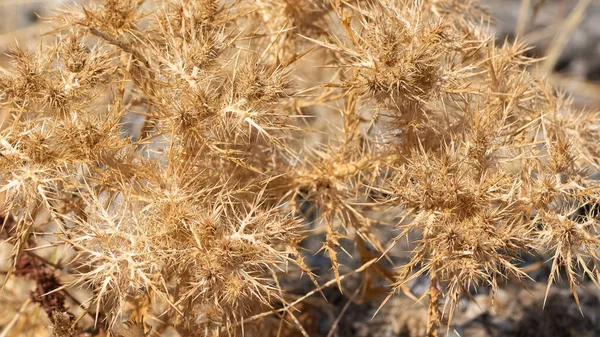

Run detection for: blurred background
[[485, 0, 600, 109]]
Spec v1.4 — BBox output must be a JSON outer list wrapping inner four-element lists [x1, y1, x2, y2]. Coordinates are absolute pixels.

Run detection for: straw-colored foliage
[[1, 0, 600, 336]]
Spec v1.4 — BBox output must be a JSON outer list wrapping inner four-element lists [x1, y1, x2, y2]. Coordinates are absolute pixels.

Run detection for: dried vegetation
[[1, 0, 600, 336]]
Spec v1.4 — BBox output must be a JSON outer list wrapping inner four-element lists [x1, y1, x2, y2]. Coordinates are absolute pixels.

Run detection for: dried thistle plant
[[1, 0, 600, 337]]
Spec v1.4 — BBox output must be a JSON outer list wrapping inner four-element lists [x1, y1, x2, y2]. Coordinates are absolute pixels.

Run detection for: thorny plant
[[1, 0, 600, 336]]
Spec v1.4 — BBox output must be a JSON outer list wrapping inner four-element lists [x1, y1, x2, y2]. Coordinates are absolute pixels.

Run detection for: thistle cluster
[[1, 0, 600, 336]]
